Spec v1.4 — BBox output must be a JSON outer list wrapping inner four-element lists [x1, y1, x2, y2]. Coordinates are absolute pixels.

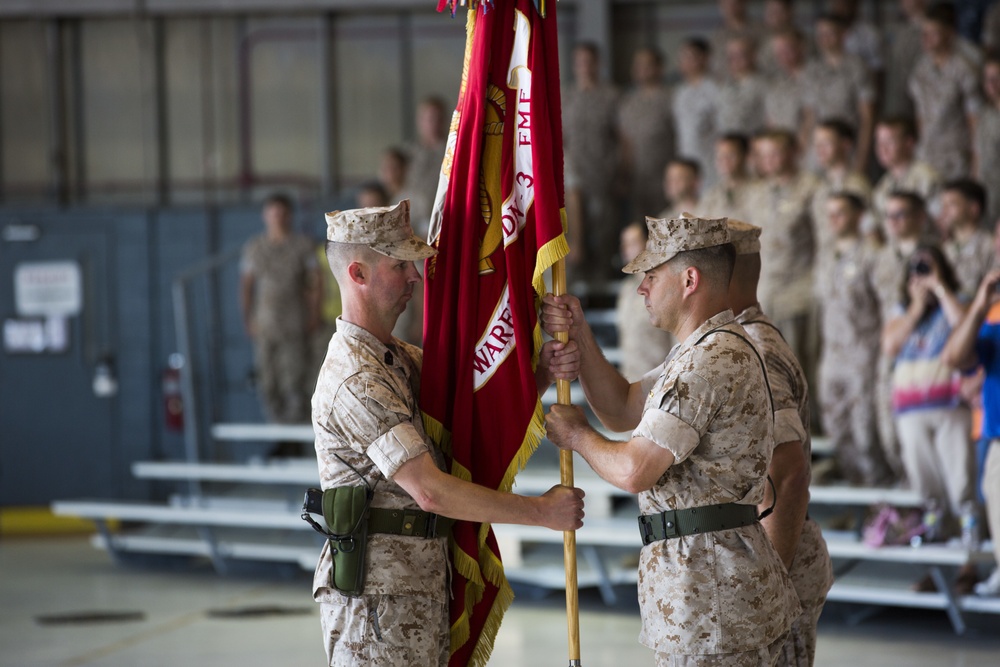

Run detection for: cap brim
[[622, 249, 677, 274], [371, 235, 438, 261]]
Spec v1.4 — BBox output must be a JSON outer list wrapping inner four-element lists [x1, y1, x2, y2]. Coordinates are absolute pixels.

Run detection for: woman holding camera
[[882, 245, 978, 592]]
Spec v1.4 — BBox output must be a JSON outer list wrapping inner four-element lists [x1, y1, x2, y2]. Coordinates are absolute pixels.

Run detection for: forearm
[[759, 440, 810, 570], [575, 327, 637, 431], [572, 431, 672, 494], [239, 283, 254, 331], [942, 304, 987, 370], [937, 289, 967, 328], [399, 455, 543, 526]]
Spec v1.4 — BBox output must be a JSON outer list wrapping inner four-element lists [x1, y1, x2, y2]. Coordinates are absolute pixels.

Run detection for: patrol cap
[[622, 213, 731, 274], [727, 218, 761, 255], [324, 199, 437, 261]]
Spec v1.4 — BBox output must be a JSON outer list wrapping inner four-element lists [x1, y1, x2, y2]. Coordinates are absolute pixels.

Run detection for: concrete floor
[[2, 535, 999, 667]]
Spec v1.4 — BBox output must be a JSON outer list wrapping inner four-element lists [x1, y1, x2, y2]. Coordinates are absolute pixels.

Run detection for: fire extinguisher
[[163, 353, 184, 432]]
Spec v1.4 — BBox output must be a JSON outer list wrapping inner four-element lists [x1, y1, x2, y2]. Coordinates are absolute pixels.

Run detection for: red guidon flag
[[422, 1, 566, 665]]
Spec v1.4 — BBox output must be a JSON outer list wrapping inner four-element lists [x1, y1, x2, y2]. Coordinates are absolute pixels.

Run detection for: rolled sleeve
[[368, 422, 430, 478], [634, 408, 701, 463], [774, 407, 807, 446], [324, 374, 429, 475]]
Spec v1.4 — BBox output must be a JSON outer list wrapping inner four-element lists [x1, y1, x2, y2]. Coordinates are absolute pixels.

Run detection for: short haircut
[[818, 118, 857, 143], [574, 41, 600, 58], [755, 128, 798, 151], [669, 157, 703, 178], [357, 180, 389, 205], [829, 190, 866, 214], [667, 243, 737, 289], [635, 45, 665, 67], [418, 95, 447, 115], [683, 36, 712, 57], [772, 27, 805, 45], [877, 115, 919, 141], [717, 132, 750, 156], [623, 220, 649, 241], [816, 12, 849, 30], [886, 189, 927, 214], [383, 146, 409, 167], [263, 192, 294, 211], [325, 240, 381, 280], [942, 177, 987, 212], [926, 2, 957, 29], [727, 34, 757, 52]]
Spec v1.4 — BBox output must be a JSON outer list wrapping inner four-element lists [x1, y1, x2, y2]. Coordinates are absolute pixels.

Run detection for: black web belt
[[638, 502, 759, 545], [368, 507, 454, 539]]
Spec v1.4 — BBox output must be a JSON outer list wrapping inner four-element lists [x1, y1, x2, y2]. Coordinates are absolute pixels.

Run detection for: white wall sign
[[14, 261, 83, 317]]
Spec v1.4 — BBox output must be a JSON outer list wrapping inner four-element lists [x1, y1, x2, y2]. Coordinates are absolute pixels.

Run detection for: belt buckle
[[401, 512, 418, 536], [426, 513, 438, 538], [661, 509, 678, 539]]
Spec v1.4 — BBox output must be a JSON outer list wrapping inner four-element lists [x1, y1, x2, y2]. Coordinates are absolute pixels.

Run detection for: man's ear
[[683, 266, 701, 296], [347, 261, 367, 285]]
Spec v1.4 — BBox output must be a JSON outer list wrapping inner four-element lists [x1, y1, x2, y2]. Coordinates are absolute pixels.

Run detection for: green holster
[[301, 486, 454, 597], [322, 485, 373, 597]]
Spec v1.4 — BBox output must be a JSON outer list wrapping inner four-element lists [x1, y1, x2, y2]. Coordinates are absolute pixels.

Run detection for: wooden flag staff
[[552, 257, 581, 667]]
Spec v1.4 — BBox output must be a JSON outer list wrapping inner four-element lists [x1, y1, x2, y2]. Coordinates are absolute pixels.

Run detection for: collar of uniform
[[334, 317, 397, 367], [734, 304, 764, 324], [680, 309, 736, 347]]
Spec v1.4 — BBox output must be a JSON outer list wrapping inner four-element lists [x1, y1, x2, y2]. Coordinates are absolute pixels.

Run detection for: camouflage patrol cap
[[325, 199, 437, 261], [622, 213, 731, 274], [727, 218, 762, 255]]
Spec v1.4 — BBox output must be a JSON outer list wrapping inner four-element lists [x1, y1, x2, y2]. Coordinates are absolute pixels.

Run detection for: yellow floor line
[[0, 507, 116, 535]]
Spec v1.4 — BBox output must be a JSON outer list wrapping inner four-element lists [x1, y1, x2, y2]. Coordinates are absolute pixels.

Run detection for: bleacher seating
[[51, 298, 1000, 633]]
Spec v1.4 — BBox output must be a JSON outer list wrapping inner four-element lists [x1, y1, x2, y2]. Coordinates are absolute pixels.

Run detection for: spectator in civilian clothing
[[872, 191, 936, 485], [882, 244, 978, 594], [942, 226, 1000, 597]]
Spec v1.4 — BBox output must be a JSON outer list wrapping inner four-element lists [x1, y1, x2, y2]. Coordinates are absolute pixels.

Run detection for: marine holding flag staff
[[542, 215, 800, 666], [310, 200, 585, 667]]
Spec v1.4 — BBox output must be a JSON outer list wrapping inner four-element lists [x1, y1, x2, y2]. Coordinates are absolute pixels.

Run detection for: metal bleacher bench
[[56, 401, 1000, 624], [53, 446, 1000, 631]]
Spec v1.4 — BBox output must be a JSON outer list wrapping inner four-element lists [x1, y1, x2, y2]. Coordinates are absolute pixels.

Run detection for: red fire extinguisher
[[163, 353, 184, 432]]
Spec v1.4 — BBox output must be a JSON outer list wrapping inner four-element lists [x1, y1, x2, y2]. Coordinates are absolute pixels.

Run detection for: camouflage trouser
[[320, 594, 449, 667], [819, 361, 891, 486], [255, 335, 309, 423], [655, 632, 789, 667], [581, 186, 622, 280], [875, 355, 907, 485], [776, 520, 834, 667]]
